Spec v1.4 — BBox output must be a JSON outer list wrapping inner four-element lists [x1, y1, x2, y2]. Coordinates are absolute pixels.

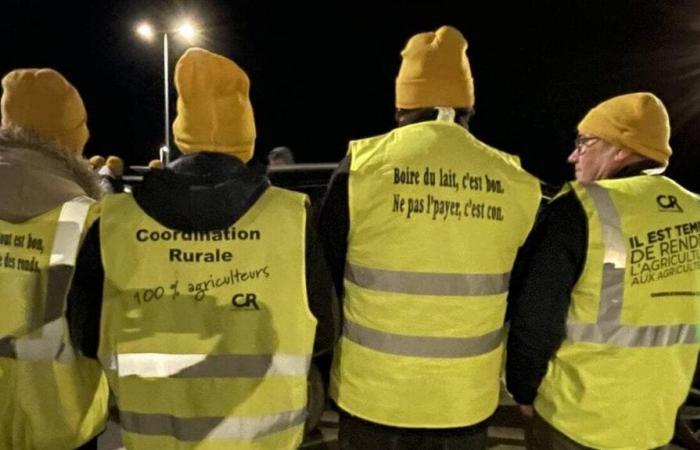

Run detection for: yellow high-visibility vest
[[331, 120, 541, 427], [0, 197, 108, 449], [536, 176, 700, 449], [98, 188, 316, 450]]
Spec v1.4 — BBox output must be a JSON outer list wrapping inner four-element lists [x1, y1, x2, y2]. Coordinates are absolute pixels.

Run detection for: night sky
[[2, 0, 700, 191]]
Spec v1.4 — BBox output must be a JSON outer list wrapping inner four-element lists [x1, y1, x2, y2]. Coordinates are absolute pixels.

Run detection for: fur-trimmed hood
[[0, 126, 102, 222]]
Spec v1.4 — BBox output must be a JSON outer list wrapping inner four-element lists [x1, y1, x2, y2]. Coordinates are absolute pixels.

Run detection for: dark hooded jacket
[[68, 152, 338, 358]]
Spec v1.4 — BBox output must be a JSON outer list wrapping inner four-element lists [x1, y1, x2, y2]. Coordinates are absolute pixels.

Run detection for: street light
[[176, 22, 197, 41], [136, 22, 154, 41], [135, 19, 199, 164]]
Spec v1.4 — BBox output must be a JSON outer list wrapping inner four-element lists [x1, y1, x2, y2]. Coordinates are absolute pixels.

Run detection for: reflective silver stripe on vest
[[567, 321, 699, 347], [585, 183, 626, 324], [11, 197, 93, 362], [343, 319, 503, 358], [49, 197, 94, 267], [567, 183, 699, 347], [345, 262, 510, 296], [120, 408, 306, 441], [106, 353, 311, 378]]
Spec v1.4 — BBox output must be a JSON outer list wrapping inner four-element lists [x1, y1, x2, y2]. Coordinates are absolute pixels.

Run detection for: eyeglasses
[[574, 135, 600, 155]]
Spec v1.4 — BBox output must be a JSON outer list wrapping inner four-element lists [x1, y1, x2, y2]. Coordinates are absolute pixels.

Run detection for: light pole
[[136, 20, 198, 165]]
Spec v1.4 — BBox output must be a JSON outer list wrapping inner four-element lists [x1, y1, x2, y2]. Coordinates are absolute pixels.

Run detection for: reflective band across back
[[343, 319, 503, 358], [108, 353, 311, 378], [120, 408, 306, 441], [49, 196, 93, 267], [43, 196, 93, 326], [345, 262, 510, 296], [567, 321, 699, 347], [582, 183, 626, 270]]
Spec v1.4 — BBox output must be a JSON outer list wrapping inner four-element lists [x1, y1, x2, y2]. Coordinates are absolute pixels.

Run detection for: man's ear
[[613, 148, 634, 162]]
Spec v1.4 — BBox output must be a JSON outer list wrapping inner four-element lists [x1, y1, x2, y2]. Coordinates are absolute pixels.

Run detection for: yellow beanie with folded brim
[[148, 159, 163, 170], [173, 48, 256, 162], [106, 155, 124, 176], [89, 155, 105, 169], [396, 25, 474, 109], [1, 68, 89, 153], [578, 92, 672, 167]]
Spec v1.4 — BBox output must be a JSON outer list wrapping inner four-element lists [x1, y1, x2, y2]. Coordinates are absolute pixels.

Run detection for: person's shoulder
[[348, 129, 395, 152], [543, 185, 583, 221], [460, 130, 533, 176]]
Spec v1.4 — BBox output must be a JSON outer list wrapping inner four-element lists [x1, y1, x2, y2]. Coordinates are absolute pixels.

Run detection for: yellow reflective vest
[[331, 120, 541, 428], [98, 189, 316, 450], [536, 176, 700, 449], [0, 197, 108, 450]]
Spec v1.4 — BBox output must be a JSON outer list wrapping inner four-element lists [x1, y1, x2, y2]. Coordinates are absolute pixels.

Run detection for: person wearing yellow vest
[[0, 68, 108, 449], [67, 48, 337, 450], [506, 93, 700, 449], [319, 26, 541, 449]]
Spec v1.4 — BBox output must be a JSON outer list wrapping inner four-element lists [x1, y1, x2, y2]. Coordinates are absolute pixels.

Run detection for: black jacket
[[318, 155, 351, 298], [68, 152, 338, 359], [505, 161, 662, 405]]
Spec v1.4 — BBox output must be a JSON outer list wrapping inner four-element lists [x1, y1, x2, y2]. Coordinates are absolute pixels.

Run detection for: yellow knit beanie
[[578, 93, 672, 167], [1, 68, 89, 153], [106, 155, 124, 177], [396, 26, 474, 109], [89, 155, 105, 170], [172, 48, 256, 162], [148, 159, 163, 170]]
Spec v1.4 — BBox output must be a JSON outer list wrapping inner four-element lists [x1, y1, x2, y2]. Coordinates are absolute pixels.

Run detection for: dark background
[[2, 0, 699, 190]]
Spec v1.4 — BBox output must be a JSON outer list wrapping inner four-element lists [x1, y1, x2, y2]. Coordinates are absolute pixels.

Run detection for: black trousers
[[75, 435, 98, 450], [338, 409, 489, 450]]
